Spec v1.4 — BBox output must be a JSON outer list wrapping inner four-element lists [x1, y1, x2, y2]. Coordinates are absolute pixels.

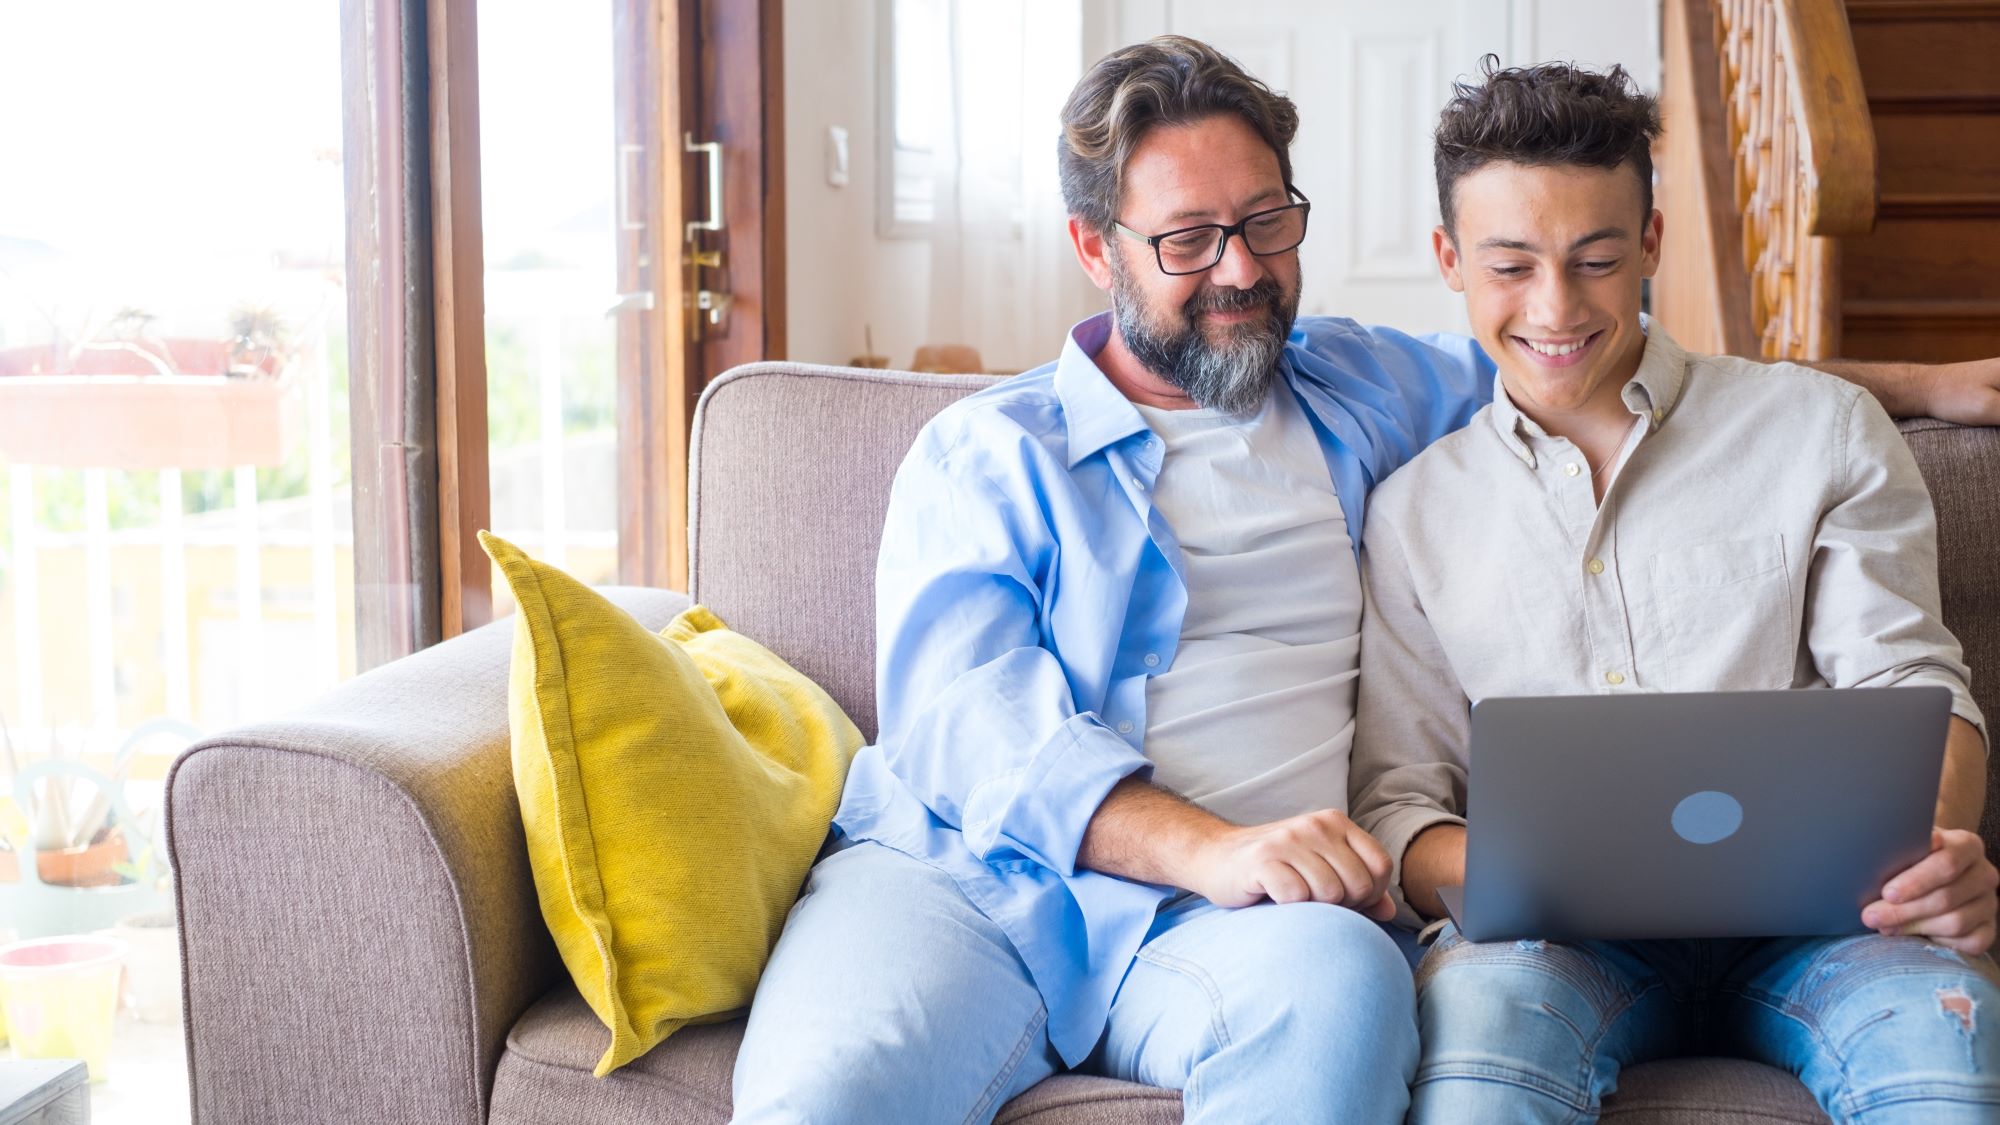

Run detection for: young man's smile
[[1513, 329, 1604, 367]]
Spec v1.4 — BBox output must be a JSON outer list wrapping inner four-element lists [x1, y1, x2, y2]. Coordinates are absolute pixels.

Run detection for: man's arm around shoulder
[[1811, 355, 2000, 425]]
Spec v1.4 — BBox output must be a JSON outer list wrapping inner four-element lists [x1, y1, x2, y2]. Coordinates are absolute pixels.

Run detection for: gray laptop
[[1437, 686, 1950, 943]]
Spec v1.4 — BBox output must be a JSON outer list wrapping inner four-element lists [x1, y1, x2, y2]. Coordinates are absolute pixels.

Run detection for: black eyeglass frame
[[1111, 188, 1312, 276]]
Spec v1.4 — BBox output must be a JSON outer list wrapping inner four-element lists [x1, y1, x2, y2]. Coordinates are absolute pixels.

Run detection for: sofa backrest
[[1899, 419, 2000, 864], [688, 363, 2000, 861], [689, 363, 997, 743]]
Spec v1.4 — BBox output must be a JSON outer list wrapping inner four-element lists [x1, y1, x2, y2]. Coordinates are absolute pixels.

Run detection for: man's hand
[[1923, 358, 2000, 427], [1181, 808, 1396, 918], [1862, 828, 2000, 955]]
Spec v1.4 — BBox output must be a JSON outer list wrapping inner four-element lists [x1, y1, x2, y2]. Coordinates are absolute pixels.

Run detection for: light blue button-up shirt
[[833, 311, 1496, 1065]]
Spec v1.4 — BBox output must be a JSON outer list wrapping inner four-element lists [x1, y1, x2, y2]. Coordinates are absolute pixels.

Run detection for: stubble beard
[[1110, 249, 1300, 416]]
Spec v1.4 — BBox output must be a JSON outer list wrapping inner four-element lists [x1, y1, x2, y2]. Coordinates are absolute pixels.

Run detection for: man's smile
[[1199, 303, 1264, 324], [1513, 329, 1605, 369]]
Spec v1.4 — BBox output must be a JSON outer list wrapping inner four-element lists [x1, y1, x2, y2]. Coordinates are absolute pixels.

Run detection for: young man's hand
[[1183, 808, 1396, 919], [1862, 828, 2000, 955]]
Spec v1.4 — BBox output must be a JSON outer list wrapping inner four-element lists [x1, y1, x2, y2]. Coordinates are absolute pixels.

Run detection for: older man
[[730, 37, 2000, 1125], [1351, 60, 2000, 1123]]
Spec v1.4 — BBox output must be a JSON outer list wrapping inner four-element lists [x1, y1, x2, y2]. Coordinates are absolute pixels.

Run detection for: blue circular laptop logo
[[1672, 791, 1744, 845]]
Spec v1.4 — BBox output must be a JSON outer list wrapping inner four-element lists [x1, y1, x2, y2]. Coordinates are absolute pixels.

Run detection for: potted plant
[[0, 303, 301, 470]]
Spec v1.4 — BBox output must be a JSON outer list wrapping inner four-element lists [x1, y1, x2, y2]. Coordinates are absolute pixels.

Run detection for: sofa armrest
[[167, 587, 691, 1125]]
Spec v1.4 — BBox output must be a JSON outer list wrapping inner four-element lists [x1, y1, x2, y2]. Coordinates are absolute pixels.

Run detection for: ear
[[1070, 216, 1117, 293], [1639, 209, 1664, 279], [1432, 225, 1467, 293]]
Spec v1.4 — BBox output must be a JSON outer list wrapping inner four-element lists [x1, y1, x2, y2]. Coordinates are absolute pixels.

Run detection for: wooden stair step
[[1841, 299, 2000, 363], [1875, 112, 2000, 195], [1851, 8, 2000, 101], [1846, 0, 2000, 18], [1843, 217, 2000, 301], [1845, 298, 2000, 322], [1878, 194, 2000, 220]]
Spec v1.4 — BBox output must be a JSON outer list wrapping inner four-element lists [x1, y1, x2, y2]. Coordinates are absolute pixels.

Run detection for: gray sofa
[[168, 361, 2000, 1124]]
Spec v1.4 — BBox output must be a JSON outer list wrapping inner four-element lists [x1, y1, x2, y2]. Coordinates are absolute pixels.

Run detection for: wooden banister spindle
[[1694, 0, 1875, 361]]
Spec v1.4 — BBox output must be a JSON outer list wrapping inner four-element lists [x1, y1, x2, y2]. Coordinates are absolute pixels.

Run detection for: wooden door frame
[[345, 0, 778, 659], [692, 0, 787, 379], [615, 0, 691, 591], [341, 0, 444, 667], [617, 0, 783, 591], [428, 0, 492, 637]]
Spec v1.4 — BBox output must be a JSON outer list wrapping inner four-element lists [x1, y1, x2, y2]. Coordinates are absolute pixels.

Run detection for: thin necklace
[[1587, 417, 1644, 479]]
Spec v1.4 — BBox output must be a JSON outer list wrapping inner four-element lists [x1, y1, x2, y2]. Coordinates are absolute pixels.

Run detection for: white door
[[1140, 0, 1509, 336]]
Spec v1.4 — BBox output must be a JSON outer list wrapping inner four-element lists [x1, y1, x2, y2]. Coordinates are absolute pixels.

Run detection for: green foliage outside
[[485, 315, 615, 450]]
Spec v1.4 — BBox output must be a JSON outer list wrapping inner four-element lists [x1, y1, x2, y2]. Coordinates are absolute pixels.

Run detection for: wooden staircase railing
[[1656, 0, 1878, 360]]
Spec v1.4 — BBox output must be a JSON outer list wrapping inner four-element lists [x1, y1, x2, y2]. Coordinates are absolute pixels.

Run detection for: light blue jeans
[[1411, 923, 2000, 1124], [731, 841, 1419, 1124]]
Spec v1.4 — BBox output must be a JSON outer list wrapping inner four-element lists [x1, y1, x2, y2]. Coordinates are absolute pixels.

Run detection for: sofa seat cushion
[[490, 985, 1830, 1124], [488, 985, 1179, 1124], [1602, 1058, 1829, 1123]]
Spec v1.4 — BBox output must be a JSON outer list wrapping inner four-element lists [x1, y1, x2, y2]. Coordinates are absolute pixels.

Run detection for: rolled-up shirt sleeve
[[873, 438, 1152, 877], [1807, 389, 1986, 749], [1352, 509, 1471, 928]]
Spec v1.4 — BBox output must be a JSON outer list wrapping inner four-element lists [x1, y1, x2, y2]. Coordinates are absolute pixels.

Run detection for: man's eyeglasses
[[1112, 189, 1311, 277]]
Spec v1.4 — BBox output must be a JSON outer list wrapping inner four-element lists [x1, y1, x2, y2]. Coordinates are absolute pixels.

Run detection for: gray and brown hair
[[1434, 56, 1663, 238], [1058, 35, 1300, 231]]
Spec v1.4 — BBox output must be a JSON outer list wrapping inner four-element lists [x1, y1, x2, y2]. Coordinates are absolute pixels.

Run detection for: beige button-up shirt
[[1350, 323, 1985, 927]]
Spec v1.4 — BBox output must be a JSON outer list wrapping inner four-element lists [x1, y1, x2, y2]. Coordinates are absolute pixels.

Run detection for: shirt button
[[1143, 653, 1161, 667], [1605, 671, 1626, 686], [1144, 438, 1157, 449], [1586, 558, 1605, 575], [1132, 477, 1146, 490], [1563, 462, 1581, 477], [1116, 720, 1134, 735]]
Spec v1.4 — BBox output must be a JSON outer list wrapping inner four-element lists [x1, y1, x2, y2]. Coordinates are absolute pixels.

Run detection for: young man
[[1351, 60, 2000, 1122]]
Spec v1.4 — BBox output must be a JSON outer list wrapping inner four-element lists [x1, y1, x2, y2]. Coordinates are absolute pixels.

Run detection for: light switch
[[826, 125, 850, 187]]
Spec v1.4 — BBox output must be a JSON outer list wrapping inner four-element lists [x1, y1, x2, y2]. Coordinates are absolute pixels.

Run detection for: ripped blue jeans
[[1411, 925, 2000, 1124]]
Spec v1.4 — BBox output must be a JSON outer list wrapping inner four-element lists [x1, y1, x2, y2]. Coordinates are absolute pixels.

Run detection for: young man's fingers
[[1936, 921, 1999, 957], [1865, 872, 1996, 932], [1894, 898, 1998, 941], [1881, 840, 1979, 903]]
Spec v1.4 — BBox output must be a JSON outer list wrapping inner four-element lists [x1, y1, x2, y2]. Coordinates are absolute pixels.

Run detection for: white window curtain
[[913, 0, 1103, 372]]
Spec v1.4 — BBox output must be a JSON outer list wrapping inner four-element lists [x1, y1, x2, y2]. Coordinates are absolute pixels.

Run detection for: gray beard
[[1111, 257, 1297, 415]]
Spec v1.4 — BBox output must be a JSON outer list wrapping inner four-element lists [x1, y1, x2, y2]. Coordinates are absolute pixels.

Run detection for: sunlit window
[[0, 3, 349, 1118]]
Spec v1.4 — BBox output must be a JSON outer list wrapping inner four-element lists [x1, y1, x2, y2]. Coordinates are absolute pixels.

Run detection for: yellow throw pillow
[[479, 531, 861, 1076]]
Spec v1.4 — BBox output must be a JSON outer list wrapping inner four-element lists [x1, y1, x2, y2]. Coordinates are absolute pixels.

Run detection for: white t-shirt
[[1131, 384, 1364, 825]]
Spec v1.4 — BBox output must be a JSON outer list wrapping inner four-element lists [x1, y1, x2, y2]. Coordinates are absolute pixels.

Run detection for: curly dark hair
[[1434, 56, 1662, 238], [1059, 35, 1299, 231]]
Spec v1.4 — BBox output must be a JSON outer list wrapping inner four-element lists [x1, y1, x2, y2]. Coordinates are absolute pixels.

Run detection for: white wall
[[783, 0, 935, 368], [1514, 0, 1662, 93]]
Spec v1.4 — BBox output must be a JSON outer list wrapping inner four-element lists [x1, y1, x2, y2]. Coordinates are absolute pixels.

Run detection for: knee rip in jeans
[[1939, 986, 1977, 1037], [1793, 936, 2000, 1016]]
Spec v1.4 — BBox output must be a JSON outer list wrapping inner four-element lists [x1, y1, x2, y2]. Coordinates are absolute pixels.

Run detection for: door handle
[[696, 289, 734, 328], [684, 134, 724, 243], [606, 291, 656, 315]]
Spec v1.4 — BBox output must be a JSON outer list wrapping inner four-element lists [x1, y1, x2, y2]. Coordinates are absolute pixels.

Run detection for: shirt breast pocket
[[1646, 535, 1796, 690]]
